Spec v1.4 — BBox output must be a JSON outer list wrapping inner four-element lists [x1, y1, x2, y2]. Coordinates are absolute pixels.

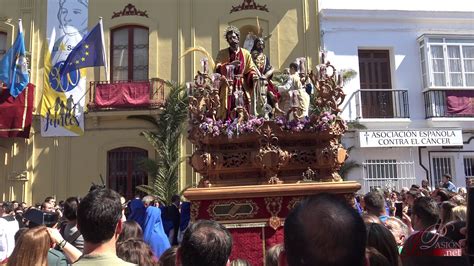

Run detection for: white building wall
[[320, 1, 474, 192]]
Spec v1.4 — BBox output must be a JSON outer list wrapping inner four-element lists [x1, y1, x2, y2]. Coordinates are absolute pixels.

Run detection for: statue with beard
[[214, 26, 258, 120]]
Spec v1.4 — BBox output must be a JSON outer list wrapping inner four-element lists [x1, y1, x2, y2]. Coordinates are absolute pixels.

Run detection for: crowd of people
[[0, 175, 471, 265]]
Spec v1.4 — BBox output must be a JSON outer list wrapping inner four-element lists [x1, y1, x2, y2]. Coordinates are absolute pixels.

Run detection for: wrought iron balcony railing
[[355, 89, 410, 119], [88, 78, 165, 111], [424, 89, 474, 118]]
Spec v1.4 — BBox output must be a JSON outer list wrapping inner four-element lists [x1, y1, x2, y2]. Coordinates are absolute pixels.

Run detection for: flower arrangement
[[198, 113, 346, 137], [198, 116, 264, 137], [315, 111, 337, 131], [274, 116, 312, 132], [274, 112, 346, 133]]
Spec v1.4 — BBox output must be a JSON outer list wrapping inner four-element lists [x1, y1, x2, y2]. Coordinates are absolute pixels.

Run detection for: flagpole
[[99, 17, 109, 82], [18, 19, 23, 34]]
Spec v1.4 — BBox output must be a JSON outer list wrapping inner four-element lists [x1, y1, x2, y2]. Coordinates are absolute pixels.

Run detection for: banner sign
[[40, 0, 88, 136], [359, 129, 463, 148]]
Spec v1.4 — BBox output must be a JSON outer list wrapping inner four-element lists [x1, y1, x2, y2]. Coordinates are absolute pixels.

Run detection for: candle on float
[[186, 82, 193, 96], [226, 64, 235, 80], [201, 58, 209, 74]]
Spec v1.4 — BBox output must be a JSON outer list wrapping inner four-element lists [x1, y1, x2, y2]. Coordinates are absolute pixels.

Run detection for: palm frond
[[339, 160, 361, 180], [129, 82, 189, 205], [180, 47, 216, 71]]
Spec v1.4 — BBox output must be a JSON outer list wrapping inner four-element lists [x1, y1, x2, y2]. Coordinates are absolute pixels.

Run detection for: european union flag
[[59, 21, 107, 75], [0, 20, 30, 98]]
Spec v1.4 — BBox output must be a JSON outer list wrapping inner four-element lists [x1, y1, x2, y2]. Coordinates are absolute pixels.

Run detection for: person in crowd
[[421, 179, 433, 192], [47, 226, 83, 264], [265, 243, 283, 266], [177, 219, 232, 266], [365, 247, 391, 266], [177, 201, 191, 244], [116, 238, 158, 266], [143, 206, 170, 258], [281, 193, 367, 266], [432, 188, 450, 203], [7, 226, 50, 266], [404, 189, 421, 208], [44, 196, 56, 207], [364, 191, 389, 223], [401, 196, 470, 265], [452, 205, 466, 221], [362, 213, 382, 224], [441, 174, 457, 193], [167, 195, 181, 245], [61, 197, 84, 251], [142, 195, 155, 208], [0, 202, 19, 262], [366, 223, 401, 266], [74, 188, 134, 265], [41, 200, 56, 213], [409, 197, 439, 233], [158, 246, 177, 266], [442, 220, 467, 243], [439, 201, 456, 227], [128, 198, 146, 229], [450, 194, 466, 206], [118, 220, 143, 243], [457, 187, 466, 197], [385, 217, 409, 253], [120, 196, 128, 222]]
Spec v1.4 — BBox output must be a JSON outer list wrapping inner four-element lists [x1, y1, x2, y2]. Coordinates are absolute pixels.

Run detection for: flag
[[59, 19, 107, 76], [0, 83, 34, 138], [0, 20, 29, 98]]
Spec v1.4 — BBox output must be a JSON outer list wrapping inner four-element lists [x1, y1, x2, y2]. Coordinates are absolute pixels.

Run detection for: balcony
[[424, 89, 474, 118], [88, 78, 166, 111], [354, 89, 410, 119]]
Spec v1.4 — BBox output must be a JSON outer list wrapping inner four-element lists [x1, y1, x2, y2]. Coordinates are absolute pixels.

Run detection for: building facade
[[0, 0, 320, 203], [320, 0, 474, 192]]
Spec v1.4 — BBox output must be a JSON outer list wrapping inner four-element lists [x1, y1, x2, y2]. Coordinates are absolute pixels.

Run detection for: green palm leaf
[[129, 82, 189, 205]]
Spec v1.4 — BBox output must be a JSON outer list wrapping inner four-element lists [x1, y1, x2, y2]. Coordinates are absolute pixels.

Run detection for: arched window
[[0, 32, 7, 59], [107, 147, 148, 199], [111, 26, 149, 81]]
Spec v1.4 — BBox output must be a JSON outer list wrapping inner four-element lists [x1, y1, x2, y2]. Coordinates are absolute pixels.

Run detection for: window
[[107, 147, 148, 199], [0, 32, 7, 58], [358, 50, 394, 118], [419, 36, 474, 88], [111, 26, 149, 81], [464, 157, 474, 178], [362, 159, 416, 193], [431, 156, 453, 187]]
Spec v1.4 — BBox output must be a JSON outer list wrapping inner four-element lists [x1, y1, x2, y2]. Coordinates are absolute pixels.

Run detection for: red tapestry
[[94, 81, 150, 108], [229, 227, 265, 266], [0, 83, 35, 138], [446, 90, 474, 116]]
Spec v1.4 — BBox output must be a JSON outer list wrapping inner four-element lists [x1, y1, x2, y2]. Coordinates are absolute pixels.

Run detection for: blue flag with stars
[[0, 20, 30, 98], [59, 21, 106, 75]]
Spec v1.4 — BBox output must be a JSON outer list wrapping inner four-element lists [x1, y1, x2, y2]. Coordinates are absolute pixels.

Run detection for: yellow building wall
[[0, 0, 320, 204]]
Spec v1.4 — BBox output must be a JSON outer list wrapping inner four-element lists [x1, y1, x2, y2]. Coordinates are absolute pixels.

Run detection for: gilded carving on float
[[187, 53, 348, 186], [287, 197, 304, 211], [207, 200, 259, 220], [190, 201, 201, 222], [264, 197, 282, 230]]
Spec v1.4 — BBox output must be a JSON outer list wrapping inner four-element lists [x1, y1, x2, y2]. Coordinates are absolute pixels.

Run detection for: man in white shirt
[[0, 202, 20, 262]]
